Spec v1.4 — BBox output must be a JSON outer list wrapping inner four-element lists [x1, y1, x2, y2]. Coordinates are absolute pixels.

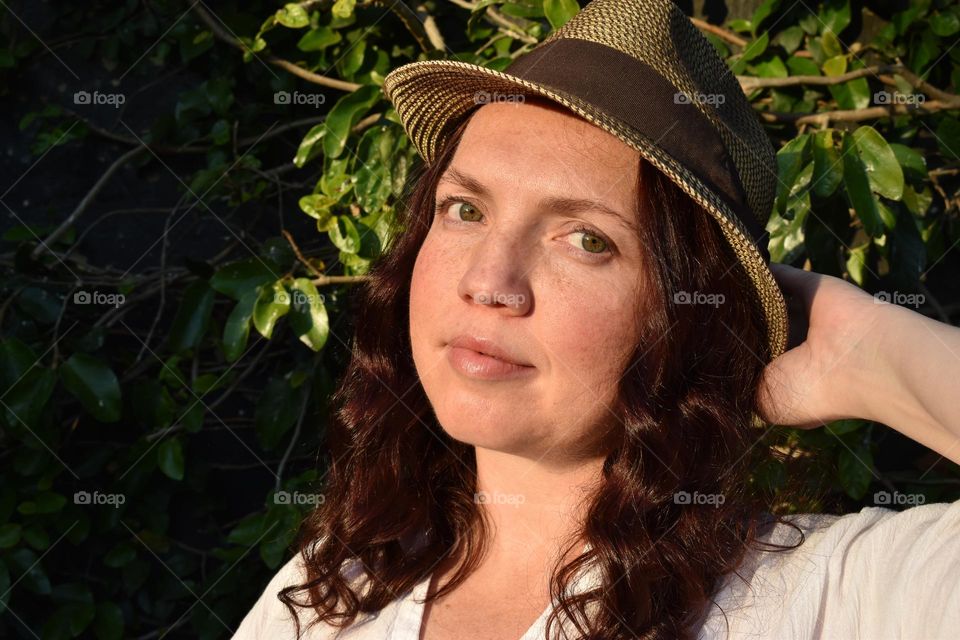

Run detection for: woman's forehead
[[448, 101, 640, 201]]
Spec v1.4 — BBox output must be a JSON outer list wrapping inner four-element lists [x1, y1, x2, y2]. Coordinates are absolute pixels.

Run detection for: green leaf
[[104, 542, 137, 568], [34, 492, 66, 514], [299, 193, 337, 228], [543, 0, 580, 29], [288, 278, 330, 351], [322, 85, 382, 159], [889, 143, 927, 183], [842, 132, 883, 238], [293, 122, 327, 168], [60, 353, 121, 422], [8, 548, 51, 594], [2, 362, 55, 432], [845, 242, 869, 285], [821, 0, 851, 36], [210, 258, 279, 301], [889, 206, 926, 289], [252, 281, 292, 340], [826, 419, 865, 436], [767, 191, 810, 263], [811, 130, 843, 197], [0, 558, 9, 612], [93, 602, 124, 640], [227, 512, 267, 546], [337, 37, 366, 79], [775, 134, 811, 217], [168, 280, 216, 353], [17, 287, 61, 324], [275, 4, 310, 28], [22, 524, 49, 550], [749, 0, 781, 36], [332, 0, 357, 19], [0, 523, 21, 548], [775, 25, 804, 54], [157, 437, 185, 481], [255, 376, 305, 450], [930, 11, 960, 37], [222, 289, 259, 362], [745, 31, 769, 61], [822, 53, 846, 76], [934, 117, 960, 161], [298, 25, 342, 51], [328, 215, 362, 253], [851, 125, 904, 200], [838, 440, 874, 500]]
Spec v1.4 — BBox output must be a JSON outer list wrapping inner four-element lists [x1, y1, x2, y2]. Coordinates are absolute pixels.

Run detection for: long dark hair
[[277, 103, 816, 639]]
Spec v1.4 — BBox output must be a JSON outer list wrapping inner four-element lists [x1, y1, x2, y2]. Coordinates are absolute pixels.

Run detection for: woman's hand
[[756, 263, 960, 466], [756, 263, 891, 429]]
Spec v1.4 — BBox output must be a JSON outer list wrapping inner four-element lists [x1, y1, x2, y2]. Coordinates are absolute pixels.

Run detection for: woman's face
[[409, 98, 647, 465]]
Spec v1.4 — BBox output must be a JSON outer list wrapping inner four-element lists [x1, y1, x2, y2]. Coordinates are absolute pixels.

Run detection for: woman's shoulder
[[696, 500, 960, 639], [755, 499, 960, 557], [231, 547, 372, 640]]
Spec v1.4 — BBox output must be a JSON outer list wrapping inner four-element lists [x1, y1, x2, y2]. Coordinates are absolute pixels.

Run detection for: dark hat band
[[502, 37, 769, 260]]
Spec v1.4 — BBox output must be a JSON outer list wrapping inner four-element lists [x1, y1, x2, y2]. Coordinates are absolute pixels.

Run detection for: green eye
[[568, 228, 608, 254], [455, 202, 482, 222]]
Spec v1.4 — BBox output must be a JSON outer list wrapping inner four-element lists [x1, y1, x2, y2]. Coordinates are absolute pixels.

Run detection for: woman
[[234, 1, 960, 638]]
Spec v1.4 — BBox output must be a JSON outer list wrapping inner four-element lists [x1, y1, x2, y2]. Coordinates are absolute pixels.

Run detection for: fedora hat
[[382, 0, 788, 361]]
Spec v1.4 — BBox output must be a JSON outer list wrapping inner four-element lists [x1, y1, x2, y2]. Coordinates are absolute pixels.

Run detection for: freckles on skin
[[409, 99, 648, 461], [532, 257, 645, 442]]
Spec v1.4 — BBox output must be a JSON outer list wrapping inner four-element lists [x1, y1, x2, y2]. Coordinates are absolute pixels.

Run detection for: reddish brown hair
[[278, 102, 815, 639]]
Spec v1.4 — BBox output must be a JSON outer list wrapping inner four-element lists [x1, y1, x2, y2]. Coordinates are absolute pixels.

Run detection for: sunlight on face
[[409, 98, 647, 466]]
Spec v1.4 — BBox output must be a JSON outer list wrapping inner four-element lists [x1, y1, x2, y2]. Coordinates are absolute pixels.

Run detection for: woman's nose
[[456, 230, 535, 315]]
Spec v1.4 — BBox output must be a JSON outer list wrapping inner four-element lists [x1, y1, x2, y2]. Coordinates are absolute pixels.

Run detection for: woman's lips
[[446, 345, 537, 380]]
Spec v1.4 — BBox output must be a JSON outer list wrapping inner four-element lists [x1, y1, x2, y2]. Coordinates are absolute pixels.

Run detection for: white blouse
[[232, 501, 960, 639]]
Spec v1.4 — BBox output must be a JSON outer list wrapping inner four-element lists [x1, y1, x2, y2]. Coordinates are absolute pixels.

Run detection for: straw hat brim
[[383, 59, 789, 361]]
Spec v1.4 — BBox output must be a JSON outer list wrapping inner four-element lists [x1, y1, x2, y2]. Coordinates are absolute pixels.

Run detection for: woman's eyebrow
[[438, 168, 636, 233]]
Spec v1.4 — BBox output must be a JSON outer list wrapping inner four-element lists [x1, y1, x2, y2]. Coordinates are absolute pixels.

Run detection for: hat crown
[[541, 0, 777, 228]]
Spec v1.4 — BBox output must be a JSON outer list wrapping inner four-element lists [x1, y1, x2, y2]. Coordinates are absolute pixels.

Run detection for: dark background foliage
[[1, 0, 958, 637]]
